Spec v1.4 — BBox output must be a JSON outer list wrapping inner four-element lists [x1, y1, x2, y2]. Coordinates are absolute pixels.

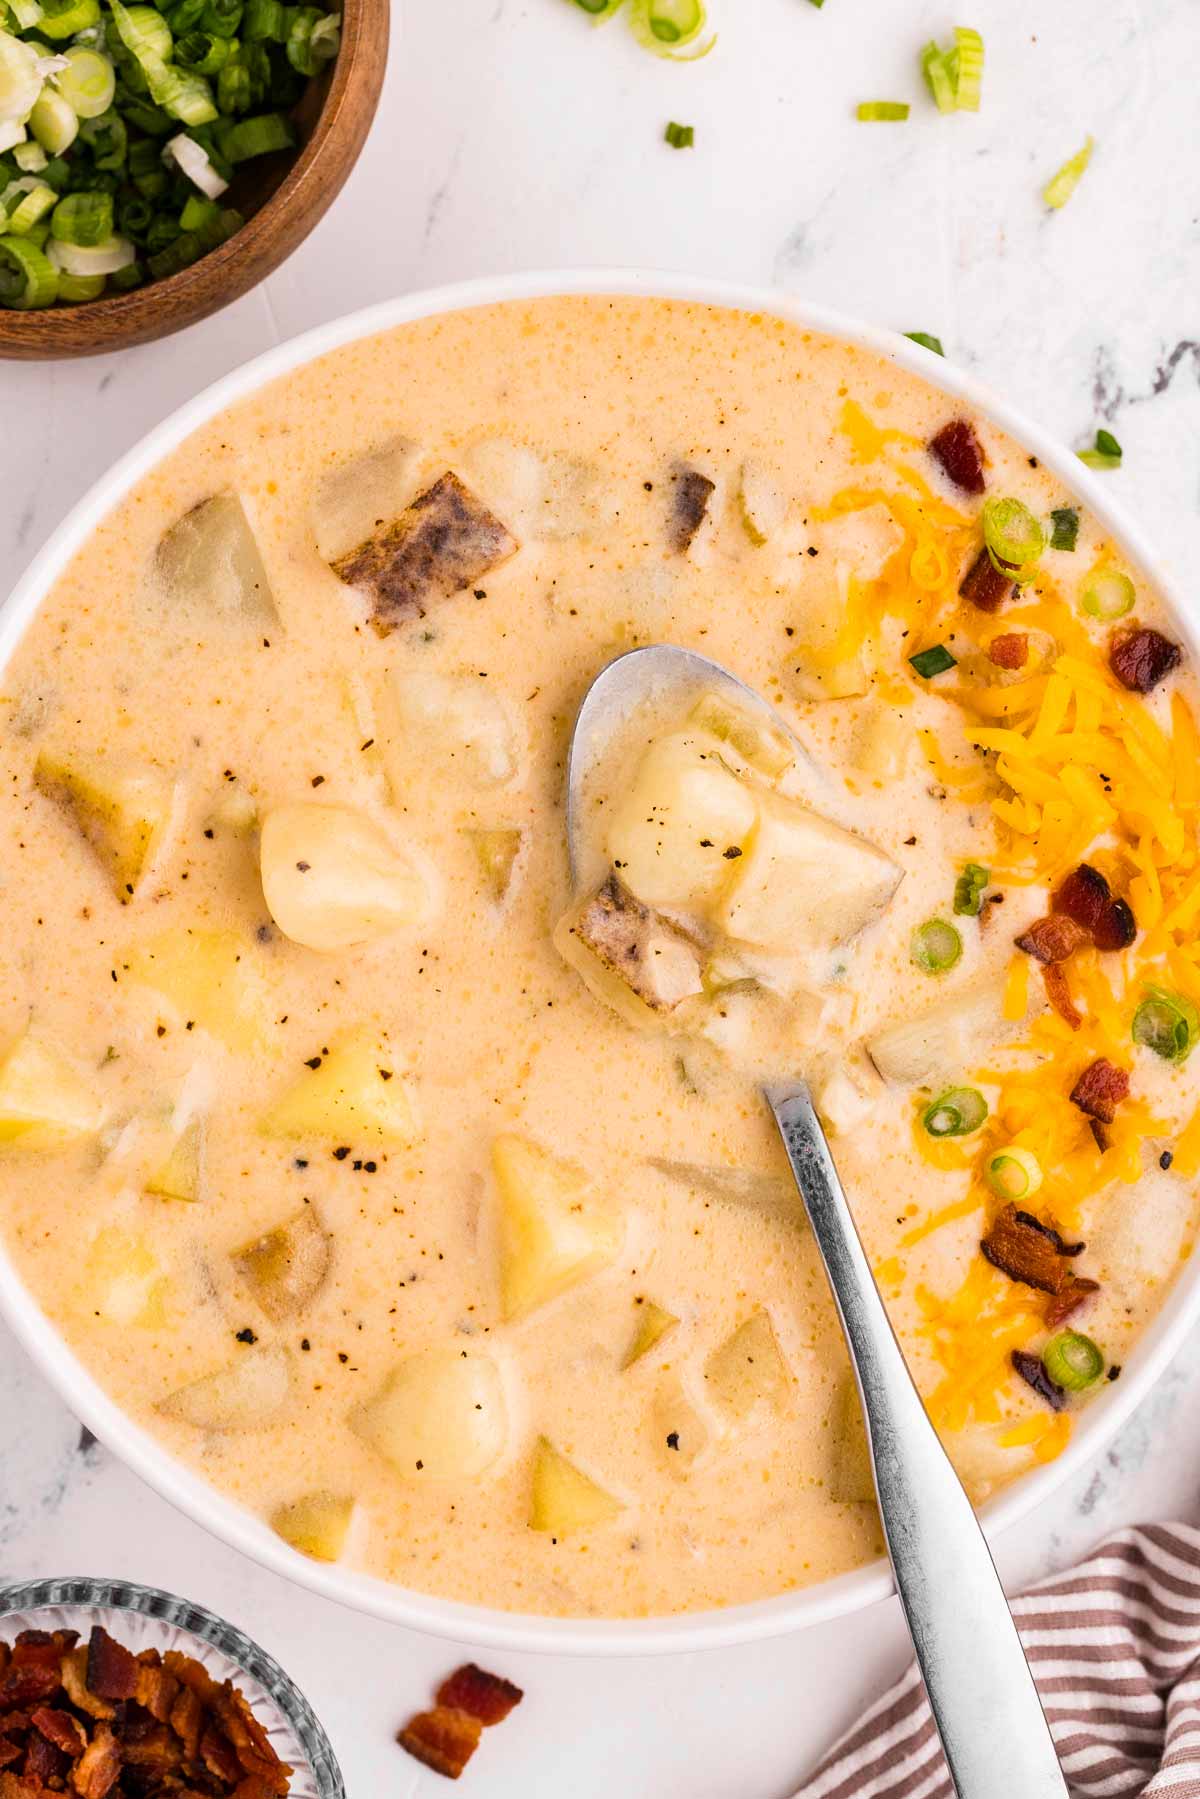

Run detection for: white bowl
[[2, 271, 1197, 1657]]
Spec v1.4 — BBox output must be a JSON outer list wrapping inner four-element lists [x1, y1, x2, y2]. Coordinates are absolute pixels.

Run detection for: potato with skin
[[34, 749, 171, 903], [271, 1491, 355, 1562], [492, 1133, 619, 1322], [528, 1437, 623, 1534], [158, 1345, 290, 1431], [234, 1207, 331, 1321], [554, 874, 706, 1032], [259, 1031, 420, 1144], [260, 803, 433, 952], [606, 731, 758, 912], [0, 1032, 104, 1149], [350, 1348, 507, 1481]]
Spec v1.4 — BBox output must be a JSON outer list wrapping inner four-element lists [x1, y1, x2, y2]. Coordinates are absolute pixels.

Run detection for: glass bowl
[[0, 1575, 344, 1798]]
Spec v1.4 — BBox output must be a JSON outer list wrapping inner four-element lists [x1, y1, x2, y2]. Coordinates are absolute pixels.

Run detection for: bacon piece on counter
[[1014, 914, 1088, 964], [929, 419, 986, 494], [399, 1707, 483, 1781], [1012, 1350, 1067, 1412], [1070, 1057, 1131, 1126], [1109, 624, 1182, 694], [436, 1665, 524, 1728], [988, 632, 1028, 670]]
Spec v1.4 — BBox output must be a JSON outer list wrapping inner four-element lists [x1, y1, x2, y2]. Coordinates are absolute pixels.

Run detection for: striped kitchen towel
[[796, 1524, 1200, 1798]]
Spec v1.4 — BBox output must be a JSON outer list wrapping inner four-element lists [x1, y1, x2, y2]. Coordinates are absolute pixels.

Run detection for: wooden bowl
[[0, 0, 388, 360]]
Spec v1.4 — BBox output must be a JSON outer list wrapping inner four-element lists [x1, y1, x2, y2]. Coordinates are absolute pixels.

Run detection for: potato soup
[[2, 295, 1199, 1620]]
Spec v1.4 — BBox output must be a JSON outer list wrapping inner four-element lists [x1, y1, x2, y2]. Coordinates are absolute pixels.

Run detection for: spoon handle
[[767, 1082, 1068, 1799]]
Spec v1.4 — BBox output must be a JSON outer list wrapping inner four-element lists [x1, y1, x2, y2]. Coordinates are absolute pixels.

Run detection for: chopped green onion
[[570, 0, 623, 10], [1049, 507, 1079, 552], [1043, 136, 1094, 210], [55, 265, 104, 297], [1133, 986, 1199, 1065], [108, 0, 172, 61], [221, 106, 290, 158], [909, 643, 956, 679], [200, 0, 240, 33], [28, 83, 78, 154], [107, 254, 142, 287], [982, 495, 1045, 583], [910, 918, 962, 975], [163, 126, 226, 192], [6, 0, 44, 26], [53, 43, 115, 116], [79, 108, 127, 167], [0, 118, 28, 151], [46, 225, 131, 271], [1080, 566, 1135, 623], [627, 0, 713, 58], [11, 136, 47, 169], [1078, 428, 1122, 471], [1042, 1330, 1104, 1392], [0, 229, 56, 304], [242, 0, 284, 36], [50, 184, 112, 241], [985, 1145, 1042, 1202], [174, 27, 231, 71], [920, 39, 955, 112], [3, 176, 55, 230], [664, 120, 693, 149], [0, 30, 46, 125], [215, 55, 250, 109], [856, 100, 909, 121], [286, 4, 336, 73], [922, 1087, 988, 1138], [36, 0, 101, 37], [952, 25, 984, 110], [178, 187, 214, 227], [953, 861, 990, 917], [165, 0, 206, 29], [905, 331, 944, 355]]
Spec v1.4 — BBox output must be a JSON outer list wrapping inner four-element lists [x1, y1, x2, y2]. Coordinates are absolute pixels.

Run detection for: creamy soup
[[2, 296, 1199, 1620]]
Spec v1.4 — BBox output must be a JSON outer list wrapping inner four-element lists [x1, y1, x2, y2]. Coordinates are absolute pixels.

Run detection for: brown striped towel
[[796, 1525, 1200, 1797]]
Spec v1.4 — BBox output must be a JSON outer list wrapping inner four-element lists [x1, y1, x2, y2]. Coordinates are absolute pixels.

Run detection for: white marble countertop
[[2, 0, 1200, 1792]]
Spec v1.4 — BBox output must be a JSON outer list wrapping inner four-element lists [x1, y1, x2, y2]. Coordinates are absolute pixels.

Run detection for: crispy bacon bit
[[929, 419, 986, 494], [71, 1722, 121, 1799], [85, 1629, 138, 1703], [399, 1707, 482, 1781], [1090, 1118, 1109, 1154], [60, 1649, 114, 1722], [988, 632, 1028, 670], [1043, 962, 1083, 1030], [668, 468, 716, 553], [25, 1727, 70, 1784], [169, 1684, 204, 1761], [1053, 863, 1137, 952], [1093, 896, 1137, 952], [1046, 1276, 1101, 1327], [1109, 624, 1182, 694], [1012, 1349, 1067, 1412], [133, 1660, 179, 1724], [30, 1709, 86, 1757], [1070, 1057, 1130, 1125], [1014, 914, 1088, 964], [959, 545, 1016, 613], [982, 1206, 1100, 1326], [436, 1665, 524, 1728]]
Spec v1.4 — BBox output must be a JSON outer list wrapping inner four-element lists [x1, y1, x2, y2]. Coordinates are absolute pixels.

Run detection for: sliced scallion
[[1041, 1330, 1104, 1393], [911, 918, 962, 975], [35, 0, 101, 38], [982, 495, 1045, 583], [1080, 566, 1134, 623], [53, 43, 115, 116], [920, 39, 955, 112], [909, 643, 956, 679], [50, 184, 112, 242], [3, 176, 55, 230], [922, 1087, 988, 1138], [11, 135, 47, 168], [627, 0, 713, 58], [55, 265, 105, 298], [664, 119, 693, 148], [0, 28, 43, 122], [905, 331, 944, 355], [857, 100, 909, 121], [1049, 506, 1079, 552], [221, 106, 290, 158], [28, 84, 79, 152], [1043, 136, 1094, 210], [985, 1145, 1042, 1202], [0, 229, 57, 305], [953, 861, 990, 917], [46, 227, 132, 272], [1132, 986, 1199, 1065], [163, 125, 226, 192], [952, 26, 984, 110], [1078, 428, 1122, 471]]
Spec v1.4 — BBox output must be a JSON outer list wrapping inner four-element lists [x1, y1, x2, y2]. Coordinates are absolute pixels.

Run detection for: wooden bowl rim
[[0, 0, 386, 355]]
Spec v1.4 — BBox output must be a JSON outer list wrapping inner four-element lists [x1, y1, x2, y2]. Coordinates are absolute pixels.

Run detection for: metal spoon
[[568, 645, 1068, 1799]]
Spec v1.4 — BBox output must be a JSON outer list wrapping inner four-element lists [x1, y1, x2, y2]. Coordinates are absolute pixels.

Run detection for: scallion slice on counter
[[1042, 1330, 1104, 1393], [569, 0, 624, 13], [627, 0, 713, 57], [1043, 136, 1094, 210], [1080, 566, 1135, 623], [985, 1145, 1043, 1202], [1079, 428, 1122, 470], [920, 39, 955, 112], [856, 100, 909, 121], [0, 229, 56, 303], [910, 918, 962, 975], [951, 26, 984, 110], [664, 120, 693, 148], [953, 861, 990, 917], [982, 495, 1045, 583], [922, 1086, 988, 1138], [1050, 506, 1079, 552], [905, 331, 944, 355], [1133, 986, 1199, 1065], [908, 643, 956, 679]]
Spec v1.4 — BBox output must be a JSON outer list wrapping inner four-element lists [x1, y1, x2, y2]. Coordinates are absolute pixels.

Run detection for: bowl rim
[[1, 267, 1197, 1657]]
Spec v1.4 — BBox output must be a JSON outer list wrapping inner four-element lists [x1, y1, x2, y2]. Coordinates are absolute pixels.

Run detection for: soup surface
[[2, 296, 1199, 1619]]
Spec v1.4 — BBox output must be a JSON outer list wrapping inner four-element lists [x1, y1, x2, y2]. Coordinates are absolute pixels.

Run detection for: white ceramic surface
[[2, 3, 1198, 1792]]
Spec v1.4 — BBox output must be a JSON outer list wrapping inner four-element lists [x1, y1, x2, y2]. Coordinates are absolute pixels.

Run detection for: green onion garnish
[[910, 918, 962, 975], [1043, 136, 1094, 210], [985, 1145, 1042, 1202], [664, 120, 693, 149], [921, 26, 984, 113], [1080, 567, 1135, 623], [1050, 507, 1079, 552], [922, 1087, 988, 1138], [981, 495, 1045, 583], [857, 101, 909, 121], [626, 0, 713, 57], [1041, 1330, 1104, 1393], [920, 40, 956, 112], [0, 230, 57, 305], [953, 861, 990, 917], [1132, 986, 1199, 1065], [1079, 428, 1122, 471], [909, 643, 956, 679], [905, 331, 944, 355]]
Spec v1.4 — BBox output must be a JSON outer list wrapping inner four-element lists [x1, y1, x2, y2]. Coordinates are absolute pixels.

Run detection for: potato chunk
[[715, 790, 902, 958], [621, 1298, 679, 1369], [704, 1311, 792, 1422], [330, 471, 518, 634], [738, 459, 788, 545], [83, 1227, 168, 1328], [607, 731, 758, 912], [154, 493, 277, 627], [260, 803, 433, 951], [349, 1348, 507, 1480], [159, 1345, 290, 1431], [34, 748, 170, 903], [465, 828, 523, 902], [260, 1031, 420, 1144], [127, 928, 268, 1053], [868, 981, 1011, 1086], [0, 1032, 103, 1149], [271, 1491, 355, 1562], [312, 436, 422, 563], [554, 874, 706, 1032], [389, 670, 520, 789], [145, 1118, 204, 1202], [689, 691, 793, 779], [234, 1207, 331, 1320], [492, 1132, 619, 1321], [528, 1437, 622, 1534]]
